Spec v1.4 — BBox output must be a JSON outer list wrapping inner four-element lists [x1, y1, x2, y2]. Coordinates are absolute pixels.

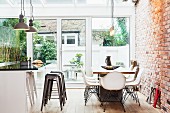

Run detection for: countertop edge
[[0, 68, 38, 71]]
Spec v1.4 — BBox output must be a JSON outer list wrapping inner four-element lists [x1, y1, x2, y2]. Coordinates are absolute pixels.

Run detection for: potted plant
[[70, 58, 76, 64], [75, 53, 83, 62], [20, 56, 28, 67], [69, 53, 84, 68]]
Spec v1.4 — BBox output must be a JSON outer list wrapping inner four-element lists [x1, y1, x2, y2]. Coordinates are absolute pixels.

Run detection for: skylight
[[0, 0, 133, 7]]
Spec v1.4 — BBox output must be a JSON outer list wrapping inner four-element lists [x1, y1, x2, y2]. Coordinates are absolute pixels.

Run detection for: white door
[[57, 18, 92, 83]]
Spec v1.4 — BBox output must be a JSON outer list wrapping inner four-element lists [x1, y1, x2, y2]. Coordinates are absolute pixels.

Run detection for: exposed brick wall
[[135, 0, 170, 112]]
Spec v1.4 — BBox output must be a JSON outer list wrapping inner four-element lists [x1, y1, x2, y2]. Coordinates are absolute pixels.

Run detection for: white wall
[[0, 5, 135, 70], [61, 45, 129, 70]]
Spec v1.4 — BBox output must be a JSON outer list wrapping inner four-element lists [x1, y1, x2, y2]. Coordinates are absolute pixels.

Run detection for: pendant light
[[110, 0, 114, 36], [26, 0, 37, 33], [132, 0, 139, 5], [14, 0, 29, 30]]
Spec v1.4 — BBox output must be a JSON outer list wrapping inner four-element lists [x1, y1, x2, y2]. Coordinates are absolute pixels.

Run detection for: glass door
[[33, 18, 88, 84], [92, 17, 130, 68], [60, 19, 86, 83], [33, 19, 57, 73]]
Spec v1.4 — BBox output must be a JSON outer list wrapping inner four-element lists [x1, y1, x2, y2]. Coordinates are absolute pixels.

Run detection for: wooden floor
[[28, 88, 161, 113]]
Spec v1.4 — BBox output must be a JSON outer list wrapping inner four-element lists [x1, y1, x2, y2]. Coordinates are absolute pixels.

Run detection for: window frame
[[62, 33, 78, 46]]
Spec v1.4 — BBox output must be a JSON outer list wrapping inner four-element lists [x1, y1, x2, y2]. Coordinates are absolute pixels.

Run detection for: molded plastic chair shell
[[80, 68, 100, 106], [124, 68, 144, 106], [100, 71, 126, 90], [126, 66, 139, 83], [126, 68, 144, 86], [81, 68, 99, 86]]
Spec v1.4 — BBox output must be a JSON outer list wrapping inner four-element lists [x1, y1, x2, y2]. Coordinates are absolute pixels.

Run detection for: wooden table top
[[92, 67, 135, 75]]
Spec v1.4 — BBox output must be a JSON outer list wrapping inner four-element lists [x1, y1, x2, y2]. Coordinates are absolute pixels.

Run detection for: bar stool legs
[[41, 76, 48, 111], [41, 73, 66, 111], [50, 71, 67, 105], [26, 77, 33, 106], [31, 72, 37, 98], [26, 72, 37, 105]]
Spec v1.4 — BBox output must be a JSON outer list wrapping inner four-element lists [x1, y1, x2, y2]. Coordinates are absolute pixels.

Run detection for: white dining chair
[[124, 68, 144, 106], [81, 68, 100, 105], [130, 60, 137, 70], [125, 66, 139, 83], [100, 71, 126, 112]]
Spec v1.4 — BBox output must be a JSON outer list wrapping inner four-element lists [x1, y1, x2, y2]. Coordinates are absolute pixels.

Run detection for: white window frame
[[62, 33, 78, 46]]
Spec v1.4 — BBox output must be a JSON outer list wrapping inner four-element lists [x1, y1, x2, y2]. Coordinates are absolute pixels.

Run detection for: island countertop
[[0, 67, 38, 71], [0, 61, 41, 71]]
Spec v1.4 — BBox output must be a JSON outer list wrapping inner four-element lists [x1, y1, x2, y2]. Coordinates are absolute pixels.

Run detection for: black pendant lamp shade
[[26, 0, 37, 33], [14, 14, 29, 30], [26, 19, 37, 33], [14, 0, 29, 30]]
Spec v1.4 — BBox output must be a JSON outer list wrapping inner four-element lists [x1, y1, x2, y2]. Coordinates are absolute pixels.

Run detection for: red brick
[[136, 0, 170, 111]]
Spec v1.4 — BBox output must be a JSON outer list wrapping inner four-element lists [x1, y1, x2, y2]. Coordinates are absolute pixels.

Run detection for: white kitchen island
[[0, 68, 37, 113]]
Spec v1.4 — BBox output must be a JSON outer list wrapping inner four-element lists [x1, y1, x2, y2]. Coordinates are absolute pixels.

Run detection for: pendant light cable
[[110, 0, 114, 36], [21, 0, 22, 14], [23, 0, 25, 16], [26, 0, 37, 33], [111, 0, 114, 27], [30, 0, 34, 20]]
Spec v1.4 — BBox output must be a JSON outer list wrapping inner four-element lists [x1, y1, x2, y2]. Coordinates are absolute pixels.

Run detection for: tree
[[92, 17, 129, 46], [36, 40, 57, 63], [2, 18, 27, 59], [116, 18, 129, 45]]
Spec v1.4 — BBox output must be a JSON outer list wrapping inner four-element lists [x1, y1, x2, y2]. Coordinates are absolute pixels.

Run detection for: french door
[[57, 18, 91, 83], [32, 18, 91, 83]]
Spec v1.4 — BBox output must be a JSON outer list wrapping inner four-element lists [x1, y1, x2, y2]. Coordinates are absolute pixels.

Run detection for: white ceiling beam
[[0, 5, 135, 17], [39, 0, 45, 7], [73, 0, 76, 7], [106, 0, 110, 6], [6, 0, 15, 7]]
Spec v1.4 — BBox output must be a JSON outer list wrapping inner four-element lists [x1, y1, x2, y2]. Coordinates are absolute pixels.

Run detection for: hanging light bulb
[[109, 0, 114, 36], [26, 0, 37, 33], [110, 26, 114, 36], [14, 0, 29, 30]]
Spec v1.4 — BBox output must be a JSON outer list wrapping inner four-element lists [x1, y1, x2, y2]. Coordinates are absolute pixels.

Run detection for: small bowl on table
[[101, 66, 120, 70]]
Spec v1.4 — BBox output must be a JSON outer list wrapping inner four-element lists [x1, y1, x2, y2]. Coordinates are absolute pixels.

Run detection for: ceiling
[[0, 0, 133, 7], [0, 0, 134, 17]]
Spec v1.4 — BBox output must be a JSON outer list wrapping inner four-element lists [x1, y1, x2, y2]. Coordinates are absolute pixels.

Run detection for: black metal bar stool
[[50, 71, 67, 105], [41, 73, 63, 111]]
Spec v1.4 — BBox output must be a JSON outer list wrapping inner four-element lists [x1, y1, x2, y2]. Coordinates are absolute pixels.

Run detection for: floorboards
[[28, 89, 161, 113]]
